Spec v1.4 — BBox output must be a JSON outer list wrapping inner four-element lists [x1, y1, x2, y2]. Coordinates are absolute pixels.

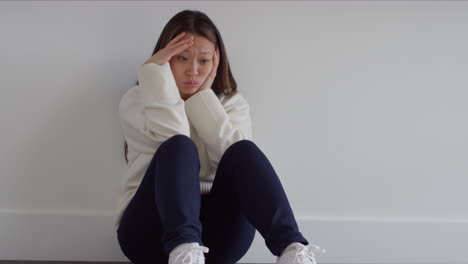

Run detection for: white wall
[[0, 1, 467, 263]]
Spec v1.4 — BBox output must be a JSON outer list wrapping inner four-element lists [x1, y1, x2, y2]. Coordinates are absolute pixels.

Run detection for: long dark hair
[[124, 9, 238, 164]]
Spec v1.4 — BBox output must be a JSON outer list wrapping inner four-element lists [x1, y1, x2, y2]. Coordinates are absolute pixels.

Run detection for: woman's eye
[[178, 57, 210, 63]]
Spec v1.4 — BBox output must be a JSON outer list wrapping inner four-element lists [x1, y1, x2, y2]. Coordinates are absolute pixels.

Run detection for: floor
[[0, 262, 322, 264], [0, 262, 286, 264], [0, 262, 132, 264]]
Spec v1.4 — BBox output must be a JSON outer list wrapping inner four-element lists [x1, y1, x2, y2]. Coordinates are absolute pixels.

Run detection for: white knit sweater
[[114, 62, 252, 229]]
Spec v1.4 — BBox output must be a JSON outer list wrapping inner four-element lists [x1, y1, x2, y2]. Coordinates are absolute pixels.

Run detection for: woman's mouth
[[184, 82, 199, 88]]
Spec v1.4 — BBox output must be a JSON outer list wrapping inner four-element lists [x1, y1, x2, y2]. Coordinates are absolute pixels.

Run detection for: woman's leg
[[199, 189, 256, 264], [117, 134, 205, 263], [151, 135, 205, 253], [211, 139, 309, 257]]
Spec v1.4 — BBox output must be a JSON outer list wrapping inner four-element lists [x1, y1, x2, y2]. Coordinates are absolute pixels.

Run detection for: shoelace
[[293, 244, 326, 264], [179, 244, 210, 264]]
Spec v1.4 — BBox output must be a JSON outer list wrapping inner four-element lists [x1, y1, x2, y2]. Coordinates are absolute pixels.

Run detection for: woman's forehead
[[182, 49, 212, 55], [182, 33, 214, 46]]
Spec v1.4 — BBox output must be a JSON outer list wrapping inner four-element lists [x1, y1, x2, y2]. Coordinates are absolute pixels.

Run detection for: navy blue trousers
[[117, 135, 308, 264]]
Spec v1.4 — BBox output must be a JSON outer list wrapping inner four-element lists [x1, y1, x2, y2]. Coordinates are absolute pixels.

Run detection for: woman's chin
[[180, 89, 199, 100], [183, 87, 199, 94]]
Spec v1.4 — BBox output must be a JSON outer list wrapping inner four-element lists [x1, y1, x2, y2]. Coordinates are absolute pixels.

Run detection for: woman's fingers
[[168, 37, 193, 56], [213, 48, 219, 70], [144, 33, 193, 66], [167, 33, 193, 51], [166, 32, 186, 47]]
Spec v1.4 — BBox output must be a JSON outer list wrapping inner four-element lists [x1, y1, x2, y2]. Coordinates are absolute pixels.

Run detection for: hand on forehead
[[180, 33, 215, 55]]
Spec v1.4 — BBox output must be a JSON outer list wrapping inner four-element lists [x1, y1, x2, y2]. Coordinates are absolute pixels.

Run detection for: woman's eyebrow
[[183, 50, 212, 55]]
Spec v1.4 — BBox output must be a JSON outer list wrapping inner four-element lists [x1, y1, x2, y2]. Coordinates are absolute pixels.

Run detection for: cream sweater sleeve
[[119, 62, 190, 154], [184, 88, 252, 169]]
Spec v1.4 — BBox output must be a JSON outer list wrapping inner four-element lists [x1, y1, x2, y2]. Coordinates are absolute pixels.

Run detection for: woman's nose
[[186, 63, 199, 76]]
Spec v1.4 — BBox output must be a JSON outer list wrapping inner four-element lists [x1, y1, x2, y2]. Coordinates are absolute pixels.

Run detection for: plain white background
[[0, 1, 467, 263]]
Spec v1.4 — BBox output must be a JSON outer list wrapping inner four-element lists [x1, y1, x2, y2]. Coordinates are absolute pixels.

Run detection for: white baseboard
[[0, 209, 466, 263]]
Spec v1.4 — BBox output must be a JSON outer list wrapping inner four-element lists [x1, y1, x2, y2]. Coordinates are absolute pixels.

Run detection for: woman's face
[[169, 32, 216, 100]]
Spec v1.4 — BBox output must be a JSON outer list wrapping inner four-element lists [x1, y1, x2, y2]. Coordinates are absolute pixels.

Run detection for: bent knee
[[161, 134, 196, 150], [224, 139, 259, 158], [230, 139, 257, 150], [166, 134, 193, 144]]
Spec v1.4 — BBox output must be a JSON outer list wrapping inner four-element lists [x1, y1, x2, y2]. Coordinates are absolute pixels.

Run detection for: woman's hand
[[143, 32, 194, 66], [198, 47, 220, 92]]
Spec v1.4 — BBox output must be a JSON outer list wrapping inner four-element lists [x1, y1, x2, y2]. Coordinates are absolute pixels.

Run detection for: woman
[[115, 9, 326, 264]]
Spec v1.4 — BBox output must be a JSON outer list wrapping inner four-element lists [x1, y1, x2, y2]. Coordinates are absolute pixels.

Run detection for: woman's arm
[[184, 89, 252, 168], [119, 62, 190, 155]]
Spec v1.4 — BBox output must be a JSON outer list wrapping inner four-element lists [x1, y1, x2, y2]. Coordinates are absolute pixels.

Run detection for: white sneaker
[[169, 242, 209, 264], [276, 242, 326, 264]]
